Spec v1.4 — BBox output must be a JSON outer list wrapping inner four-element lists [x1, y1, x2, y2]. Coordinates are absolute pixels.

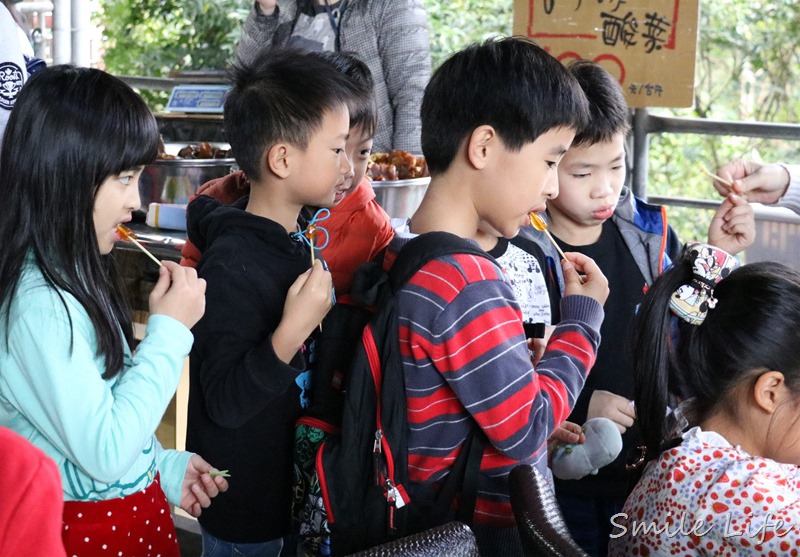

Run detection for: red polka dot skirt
[[61, 473, 180, 557]]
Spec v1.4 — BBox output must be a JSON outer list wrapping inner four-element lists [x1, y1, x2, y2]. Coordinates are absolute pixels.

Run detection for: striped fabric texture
[[395, 251, 602, 526]]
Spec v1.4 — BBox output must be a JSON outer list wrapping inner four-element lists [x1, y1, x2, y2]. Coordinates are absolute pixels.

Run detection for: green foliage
[[100, 0, 250, 73], [424, 0, 513, 69], [98, 0, 251, 107], [646, 0, 800, 241]]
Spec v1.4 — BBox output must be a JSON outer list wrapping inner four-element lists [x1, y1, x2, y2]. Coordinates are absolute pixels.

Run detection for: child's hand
[[272, 260, 333, 363], [548, 421, 585, 445], [708, 193, 756, 255], [587, 390, 636, 434], [547, 421, 585, 467], [562, 252, 609, 306], [716, 159, 790, 204], [148, 261, 207, 329], [180, 454, 229, 518], [527, 325, 555, 366]]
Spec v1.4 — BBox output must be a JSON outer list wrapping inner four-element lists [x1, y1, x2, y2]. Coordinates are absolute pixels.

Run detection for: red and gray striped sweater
[[391, 235, 603, 527]]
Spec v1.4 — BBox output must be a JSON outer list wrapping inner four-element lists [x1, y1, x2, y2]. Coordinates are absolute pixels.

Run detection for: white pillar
[[70, 0, 89, 66], [14, 2, 53, 59], [52, 0, 70, 64]]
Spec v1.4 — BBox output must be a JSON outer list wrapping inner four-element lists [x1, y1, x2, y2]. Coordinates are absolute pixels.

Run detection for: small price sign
[[165, 85, 229, 114]]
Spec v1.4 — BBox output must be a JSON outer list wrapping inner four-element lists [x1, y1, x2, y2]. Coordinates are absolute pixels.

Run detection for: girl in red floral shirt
[[611, 244, 800, 556]]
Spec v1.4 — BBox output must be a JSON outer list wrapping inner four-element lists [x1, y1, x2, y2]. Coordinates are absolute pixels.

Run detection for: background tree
[[99, 0, 251, 106], [425, 0, 512, 68], [646, 0, 800, 239]]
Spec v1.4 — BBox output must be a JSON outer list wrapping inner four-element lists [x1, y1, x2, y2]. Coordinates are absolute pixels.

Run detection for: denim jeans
[[200, 526, 285, 557], [556, 491, 626, 557]]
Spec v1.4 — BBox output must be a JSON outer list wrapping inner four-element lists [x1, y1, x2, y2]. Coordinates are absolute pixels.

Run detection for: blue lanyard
[[292, 208, 331, 251]]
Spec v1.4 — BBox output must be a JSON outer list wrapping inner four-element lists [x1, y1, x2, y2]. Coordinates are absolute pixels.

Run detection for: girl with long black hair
[[609, 244, 800, 555], [0, 65, 228, 557]]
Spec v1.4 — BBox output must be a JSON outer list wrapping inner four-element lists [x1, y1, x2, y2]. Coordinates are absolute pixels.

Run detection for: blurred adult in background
[[0, 2, 27, 144], [237, 0, 431, 154], [715, 159, 800, 216]]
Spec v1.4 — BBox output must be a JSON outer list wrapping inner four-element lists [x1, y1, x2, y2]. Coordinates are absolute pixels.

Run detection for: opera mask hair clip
[[669, 242, 739, 325]]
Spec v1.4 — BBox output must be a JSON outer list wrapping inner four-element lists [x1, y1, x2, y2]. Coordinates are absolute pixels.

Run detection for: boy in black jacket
[[185, 47, 354, 554]]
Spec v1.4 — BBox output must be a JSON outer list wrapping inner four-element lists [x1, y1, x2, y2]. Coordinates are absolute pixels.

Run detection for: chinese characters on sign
[[513, 0, 700, 108]]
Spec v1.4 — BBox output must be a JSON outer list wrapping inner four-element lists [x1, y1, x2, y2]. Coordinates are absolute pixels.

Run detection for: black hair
[[0, 65, 159, 378], [224, 46, 357, 182], [567, 59, 631, 148], [420, 36, 590, 174], [632, 252, 800, 461], [314, 51, 377, 137]]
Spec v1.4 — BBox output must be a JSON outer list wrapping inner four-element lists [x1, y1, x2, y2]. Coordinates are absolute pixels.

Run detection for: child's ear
[[752, 370, 789, 414], [267, 143, 291, 178], [466, 125, 497, 170]]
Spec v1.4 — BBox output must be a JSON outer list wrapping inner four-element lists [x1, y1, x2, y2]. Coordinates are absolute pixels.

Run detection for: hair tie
[[669, 242, 739, 325]]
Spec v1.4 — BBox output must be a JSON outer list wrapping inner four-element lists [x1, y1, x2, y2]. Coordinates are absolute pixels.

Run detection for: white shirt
[[0, 4, 27, 145]]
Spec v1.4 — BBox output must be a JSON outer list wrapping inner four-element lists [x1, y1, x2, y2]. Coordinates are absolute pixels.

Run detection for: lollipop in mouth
[[116, 225, 162, 267], [528, 212, 567, 261], [529, 211, 548, 231]]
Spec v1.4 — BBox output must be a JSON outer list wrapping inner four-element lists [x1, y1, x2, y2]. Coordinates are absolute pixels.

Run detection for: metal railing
[[119, 72, 229, 92], [630, 108, 800, 198], [630, 109, 800, 269]]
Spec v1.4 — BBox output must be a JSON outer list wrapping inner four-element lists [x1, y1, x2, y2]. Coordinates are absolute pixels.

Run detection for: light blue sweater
[[0, 257, 193, 504]]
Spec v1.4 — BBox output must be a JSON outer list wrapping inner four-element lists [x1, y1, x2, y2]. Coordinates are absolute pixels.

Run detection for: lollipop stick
[[129, 237, 164, 268], [543, 229, 568, 262], [309, 236, 323, 332], [700, 166, 733, 188], [117, 226, 162, 267], [529, 212, 568, 262]]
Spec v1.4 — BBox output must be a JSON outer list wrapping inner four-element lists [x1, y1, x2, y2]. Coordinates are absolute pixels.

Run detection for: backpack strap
[[458, 427, 487, 524], [388, 232, 492, 292], [431, 427, 487, 526], [386, 231, 493, 526]]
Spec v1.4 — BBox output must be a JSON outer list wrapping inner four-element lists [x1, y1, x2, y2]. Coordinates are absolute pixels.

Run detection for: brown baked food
[[156, 138, 231, 160], [368, 150, 429, 181]]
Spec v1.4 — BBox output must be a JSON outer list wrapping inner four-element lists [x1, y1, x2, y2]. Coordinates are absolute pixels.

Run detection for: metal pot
[[371, 177, 430, 220], [138, 143, 236, 210]]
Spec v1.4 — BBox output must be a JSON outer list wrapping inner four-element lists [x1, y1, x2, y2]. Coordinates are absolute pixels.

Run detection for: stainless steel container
[[371, 177, 430, 220], [138, 143, 236, 211]]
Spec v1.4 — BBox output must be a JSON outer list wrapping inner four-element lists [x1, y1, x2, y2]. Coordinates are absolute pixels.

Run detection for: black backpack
[[304, 231, 491, 556]]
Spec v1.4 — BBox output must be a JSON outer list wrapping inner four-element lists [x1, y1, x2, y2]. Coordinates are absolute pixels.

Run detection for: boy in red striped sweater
[[389, 37, 609, 556]]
